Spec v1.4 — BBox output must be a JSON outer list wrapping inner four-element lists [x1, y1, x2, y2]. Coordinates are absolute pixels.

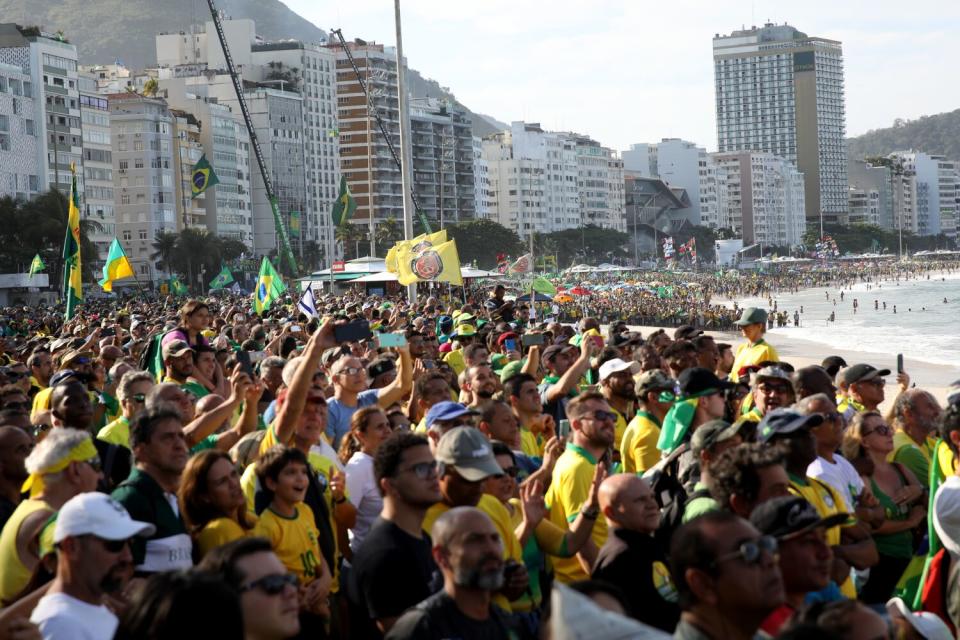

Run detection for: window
[[122, 230, 132, 241], [138, 230, 147, 240], [0, 115, 7, 132]]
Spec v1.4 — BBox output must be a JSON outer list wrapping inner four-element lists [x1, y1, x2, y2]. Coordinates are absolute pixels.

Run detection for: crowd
[[0, 272, 958, 640]]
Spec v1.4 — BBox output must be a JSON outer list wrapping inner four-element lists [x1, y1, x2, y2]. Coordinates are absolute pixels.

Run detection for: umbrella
[[517, 292, 554, 302], [554, 294, 574, 303], [569, 286, 593, 296]]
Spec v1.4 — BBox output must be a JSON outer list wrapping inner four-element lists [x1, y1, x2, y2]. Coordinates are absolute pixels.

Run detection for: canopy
[[517, 292, 554, 302]]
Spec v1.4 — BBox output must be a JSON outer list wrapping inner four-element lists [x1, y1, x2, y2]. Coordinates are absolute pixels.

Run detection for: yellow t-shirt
[[0, 498, 52, 603], [30, 387, 53, 421], [620, 411, 662, 475], [443, 349, 466, 376], [610, 408, 629, 458], [545, 444, 608, 584], [789, 474, 857, 599], [195, 515, 258, 560], [520, 427, 544, 460], [97, 416, 130, 449], [729, 339, 779, 383], [255, 503, 323, 584], [423, 494, 523, 612]]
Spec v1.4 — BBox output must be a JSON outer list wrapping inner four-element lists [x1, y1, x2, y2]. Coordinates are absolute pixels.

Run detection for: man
[[888, 388, 942, 489], [367, 358, 397, 390], [729, 307, 778, 383], [483, 284, 515, 323], [30, 492, 155, 640], [200, 537, 302, 640], [661, 341, 699, 380], [110, 408, 193, 574], [759, 408, 877, 599], [670, 511, 785, 640], [477, 400, 539, 478], [351, 431, 442, 636], [259, 355, 287, 402], [545, 392, 611, 583], [539, 339, 595, 424], [386, 507, 518, 640], [0, 425, 31, 529], [674, 325, 703, 341], [327, 347, 411, 449], [620, 370, 674, 474], [0, 428, 101, 604], [161, 340, 195, 388], [838, 363, 890, 415], [598, 358, 639, 458], [591, 474, 680, 632], [504, 373, 552, 462], [97, 370, 154, 450], [693, 335, 720, 374], [669, 368, 732, 489], [792, 365, 837, 401], [747, 366, 795, 420], [28, 351, 53, 394], [462, 363, 497, 411], [751, 496, 846, 636], [708, 443, 792, 518], [682, 420, 745, 522], [411, 371, 453, 433], [422, 427, 528, 613], [423, 401, 479, 452], [715, 343, 734, 380]]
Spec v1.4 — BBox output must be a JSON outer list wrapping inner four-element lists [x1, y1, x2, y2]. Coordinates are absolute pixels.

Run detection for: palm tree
[[150, 231, 179, 275], [335, 223, 367, 260], [374, 217, 403, 254]]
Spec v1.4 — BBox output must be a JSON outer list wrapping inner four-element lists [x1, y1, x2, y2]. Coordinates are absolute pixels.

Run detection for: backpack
[[644, 444, 709, 552]]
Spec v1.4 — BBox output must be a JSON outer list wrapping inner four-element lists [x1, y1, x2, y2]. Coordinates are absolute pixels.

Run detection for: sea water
[[737, 271, 960, 368]]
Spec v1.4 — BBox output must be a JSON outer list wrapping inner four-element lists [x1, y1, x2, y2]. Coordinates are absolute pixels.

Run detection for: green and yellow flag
[[191, 154, 219, 199], [28, 254, 45, 277], [397, 238, 463, 287], [209, 265, 235, 290], [386, 230, 447, 273], [169, 275, 188, 295], [253, 257, 286, 315], [62, 164, 82, 319], [331, 176, 357, 226], [98, 238, 134, 292], [289, 210, 301, 239]]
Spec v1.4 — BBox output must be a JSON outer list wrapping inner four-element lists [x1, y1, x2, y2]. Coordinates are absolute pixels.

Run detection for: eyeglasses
[[337, 366, 365, 377], [759, 384, 791, 394], [863, 424, 892, 437], [498, 466, 519, 479], [130, 393, 146, 403], [3, 401, 30, 411], [239, 572, 298, 595], [711, 535, 778, 568], [401, 460, 439, 479], [581, 410, 617, 423], [821, 411, 843, 423], [83, 456, 102, 473]]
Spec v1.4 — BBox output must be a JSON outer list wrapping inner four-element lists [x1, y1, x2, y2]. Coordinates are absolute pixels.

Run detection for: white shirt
[[345, 451, 383, 552], [31, 592, 118, 640], [808, 454, 864, 512], [934, 475, 960, 557]]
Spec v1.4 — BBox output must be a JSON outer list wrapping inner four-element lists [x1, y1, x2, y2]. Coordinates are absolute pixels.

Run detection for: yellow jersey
[[97, 416, 130, 449], [620, 411, 662, 475], [0, 498, 51, 603], [789, 473, 856, 598], [195, 515, 258, 560], [729, 339, 779, 383], [255, 503, 323, 584], [520, 427, 544, 460]]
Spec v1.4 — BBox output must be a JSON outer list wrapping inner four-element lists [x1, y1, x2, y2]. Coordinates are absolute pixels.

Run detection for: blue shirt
[[327, 389, 380, 448]]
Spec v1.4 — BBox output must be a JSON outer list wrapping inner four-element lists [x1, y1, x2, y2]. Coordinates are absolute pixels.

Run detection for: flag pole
[[395, 0, 417, 305]]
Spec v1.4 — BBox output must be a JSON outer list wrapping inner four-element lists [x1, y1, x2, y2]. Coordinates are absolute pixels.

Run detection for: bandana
[[21, 437, 98, 497], [656, 388, 721, 453]]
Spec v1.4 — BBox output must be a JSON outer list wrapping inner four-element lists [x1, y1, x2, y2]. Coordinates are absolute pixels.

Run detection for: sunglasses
[[31, 423, 52, 438], [498, 466, 519, 479], [863, 424, 892, 437], [581, 410, 617, 423], [821, 411, 843, 423], [240, 572, 298, 596], [711, 535, 779, 568], [402, 460, 439, 480], [130, 393, 146, 403], [337, 366, 365, 376], [83, 457, 102, 473]]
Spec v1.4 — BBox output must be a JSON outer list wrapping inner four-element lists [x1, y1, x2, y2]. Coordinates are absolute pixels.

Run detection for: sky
[[286, 0, 960, 152]]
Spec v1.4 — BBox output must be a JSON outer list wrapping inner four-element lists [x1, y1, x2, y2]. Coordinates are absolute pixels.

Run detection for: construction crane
[[204, 0, 298, 276]]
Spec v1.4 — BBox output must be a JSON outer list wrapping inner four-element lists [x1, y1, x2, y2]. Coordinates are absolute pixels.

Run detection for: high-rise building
[[169, 109, 205, 231], [847, 186, 880, 226], [935, 156, 960, 239], [713, 23, 846, 228], [622, 139, 716, 227], [571, 134, 625, 232], [0, 60, 42, 200], [847, 158, 894, 230], [711, 151, 806, 247], [78, 71, 113, 271], [109, 93, 176, 284], [472, 136, 493, 219]]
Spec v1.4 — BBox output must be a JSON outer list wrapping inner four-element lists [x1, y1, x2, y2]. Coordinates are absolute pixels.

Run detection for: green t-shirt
[[682, 481, 719, 523]]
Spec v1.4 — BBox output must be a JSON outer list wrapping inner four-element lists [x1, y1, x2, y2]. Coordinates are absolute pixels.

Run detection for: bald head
[[792, 366, 836, 400], [599, 474, 660, 533]]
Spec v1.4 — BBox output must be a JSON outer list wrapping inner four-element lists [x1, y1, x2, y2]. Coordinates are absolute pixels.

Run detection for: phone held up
[[334, 319, 374, 344]]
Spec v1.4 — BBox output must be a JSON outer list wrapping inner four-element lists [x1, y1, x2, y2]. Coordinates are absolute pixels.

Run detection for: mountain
[[847, 110, 960, 160], [0, 0, 508, 136]]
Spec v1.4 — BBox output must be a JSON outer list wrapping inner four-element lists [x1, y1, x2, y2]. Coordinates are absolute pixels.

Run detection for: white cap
[[886, 597, 954, 640], [933, 476, 960, 556], [598, 358, 641, 382], [54, 492, 156, 544]]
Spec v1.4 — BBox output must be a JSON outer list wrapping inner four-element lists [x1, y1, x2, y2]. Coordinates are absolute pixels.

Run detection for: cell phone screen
[[504, 339, 517, 352], [236, 351, 254, 378], [522, 334, 545, 347], [334, 320, 374, 344]]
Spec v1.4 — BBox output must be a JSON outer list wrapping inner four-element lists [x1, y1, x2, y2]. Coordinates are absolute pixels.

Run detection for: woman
[[179, 450, 257, 560], [162, 300, 212, 349], [841, 411, 925, 603], [339, 407, 392, 553]]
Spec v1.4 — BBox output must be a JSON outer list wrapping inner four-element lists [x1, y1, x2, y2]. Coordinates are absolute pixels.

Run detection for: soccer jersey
[[195, 515, 258, 560], [255, 503, 324, 583], [729, 339, 779, 383], [789, 472, 856, 598], [97, 416, 130, 449], [620, 411, 662, 474]]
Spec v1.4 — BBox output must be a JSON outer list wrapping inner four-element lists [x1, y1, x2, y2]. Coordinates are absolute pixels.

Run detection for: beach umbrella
[[569, 286, 593, 296], [554, 293, 574, 303], [517, 292, 554, 302]]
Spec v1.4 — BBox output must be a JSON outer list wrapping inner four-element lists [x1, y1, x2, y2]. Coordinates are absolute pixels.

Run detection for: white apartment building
[[714, 23, 847, 228], [472, 136, 493, 219], [0, 61, 42, 200], [935, 157, 959, 239], [712, 151, 806, 247], [571, 134, 625, 232], [893, 152, 939, 236], [79, 72, 113, 271], [847, 187, 880, 226]]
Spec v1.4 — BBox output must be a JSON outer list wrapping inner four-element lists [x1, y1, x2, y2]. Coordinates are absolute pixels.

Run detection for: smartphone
[[334, 320, 374, 344], [378, 333, 408, 348], [504, 339, 517, 352], [897, 353, 904, 374], [557, 419, 571, 440], [236, 350, 255, 378], [522, 333, 545, 347]]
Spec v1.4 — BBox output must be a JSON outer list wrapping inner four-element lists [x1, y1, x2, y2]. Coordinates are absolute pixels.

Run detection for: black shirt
[[591, 528, 681, 632], [351, 518, 440, 626], [385, 591, 517, 640]]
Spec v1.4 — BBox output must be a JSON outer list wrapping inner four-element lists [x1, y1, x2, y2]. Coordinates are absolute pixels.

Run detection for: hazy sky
[[287, 0, 960, 152]]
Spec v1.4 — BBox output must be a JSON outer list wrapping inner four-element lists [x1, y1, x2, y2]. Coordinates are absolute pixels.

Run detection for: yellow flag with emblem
[[386, 230, 447, 273], [396, 238, 462, 287]]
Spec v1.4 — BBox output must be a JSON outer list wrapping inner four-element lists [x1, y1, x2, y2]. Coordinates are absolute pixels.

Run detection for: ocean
[[737, 271, 960, 369]]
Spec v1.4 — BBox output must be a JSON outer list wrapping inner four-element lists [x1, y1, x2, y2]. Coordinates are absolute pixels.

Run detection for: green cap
[[735, 307, 768, 326], [500, 360, 524, 383], [691, 419, 744, 455]]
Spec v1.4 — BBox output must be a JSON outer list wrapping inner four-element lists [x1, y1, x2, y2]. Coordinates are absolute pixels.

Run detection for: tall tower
[[713, 23, 847, 229]]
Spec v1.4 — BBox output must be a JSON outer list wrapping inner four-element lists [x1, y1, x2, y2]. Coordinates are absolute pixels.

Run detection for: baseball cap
[[451, 325, 477, 338], [499, 360, 524, 384], [60, 349, 94, 367], [752, 366, 792, 385], [691, 419, 744, 455], [677, 367, 734, 397], [757, 408, 824, 443], [435, 426, 504, 481], [425, 401, 479, 430], [367, 358, 396, 379], [674, 325, 703, 340], [49, 369, 82, 387], [54, 492, 156, 543], [750, 496, 848, 540], [454, 312, 475, 326], [821, 355, 848, 377], [635, 369, 675, 397], [598, 358, 640, 382], [542, 343, 575, 363], [886, 598, 954, 640], [162, 339, 193, 360], [735, 307, 768, 326], [840, 363, 891, 385], [496, 332, 519, 347]]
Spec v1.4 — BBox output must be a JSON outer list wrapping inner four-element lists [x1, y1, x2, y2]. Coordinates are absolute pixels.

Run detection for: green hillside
[[847, 110, 960, 160]]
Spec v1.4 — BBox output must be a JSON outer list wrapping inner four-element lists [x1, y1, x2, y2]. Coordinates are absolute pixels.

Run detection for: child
[[255, 446, 332, 628]]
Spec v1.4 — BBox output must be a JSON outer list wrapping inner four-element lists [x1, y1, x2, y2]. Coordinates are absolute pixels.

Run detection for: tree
[[335, 223, 368, 260], [446, 219, 523, 269], [536, 225, 630, 267], [142, 78, 158, 97], [374, 217, 404, 254], [150, 231, 179, 274]]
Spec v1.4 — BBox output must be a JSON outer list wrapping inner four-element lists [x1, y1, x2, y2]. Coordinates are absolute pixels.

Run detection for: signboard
[[793, 51, 815, 72], [331, 261, 346, 273]]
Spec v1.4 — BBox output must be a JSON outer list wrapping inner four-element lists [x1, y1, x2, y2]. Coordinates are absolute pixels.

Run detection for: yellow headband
[[21, 438, 98, 497]]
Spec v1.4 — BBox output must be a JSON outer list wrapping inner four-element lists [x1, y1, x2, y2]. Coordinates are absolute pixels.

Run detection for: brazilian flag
[[169, 275, 188, 295], [191, 154, 219, 199], [28, 254, 45, 277], [209, 266, 235, 290], [253, 257, 286, 315], [331, 176, 356, 226]]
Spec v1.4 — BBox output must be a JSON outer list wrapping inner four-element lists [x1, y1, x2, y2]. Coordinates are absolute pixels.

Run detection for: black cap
[[367, 358, 396, 379], [677, 367, 734, 397], [750, 496, 849, 540], [821, 355, 848, 378], [674, 325, 704, 341], [757, 408, 824, 443], [840, 363, 891, 385]]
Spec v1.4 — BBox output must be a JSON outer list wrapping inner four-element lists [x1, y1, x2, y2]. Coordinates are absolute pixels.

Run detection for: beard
[[100, 560, 132, 594], [477, 387, 496, 399], [454, 556, 505, 591]]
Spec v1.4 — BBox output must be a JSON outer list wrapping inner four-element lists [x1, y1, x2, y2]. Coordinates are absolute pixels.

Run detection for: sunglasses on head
[[711, 535, 778, 569], [240, 572, 298, 596]]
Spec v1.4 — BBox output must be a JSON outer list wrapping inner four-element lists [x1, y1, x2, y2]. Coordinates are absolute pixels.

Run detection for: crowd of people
[[0, 269, 957, 640]]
